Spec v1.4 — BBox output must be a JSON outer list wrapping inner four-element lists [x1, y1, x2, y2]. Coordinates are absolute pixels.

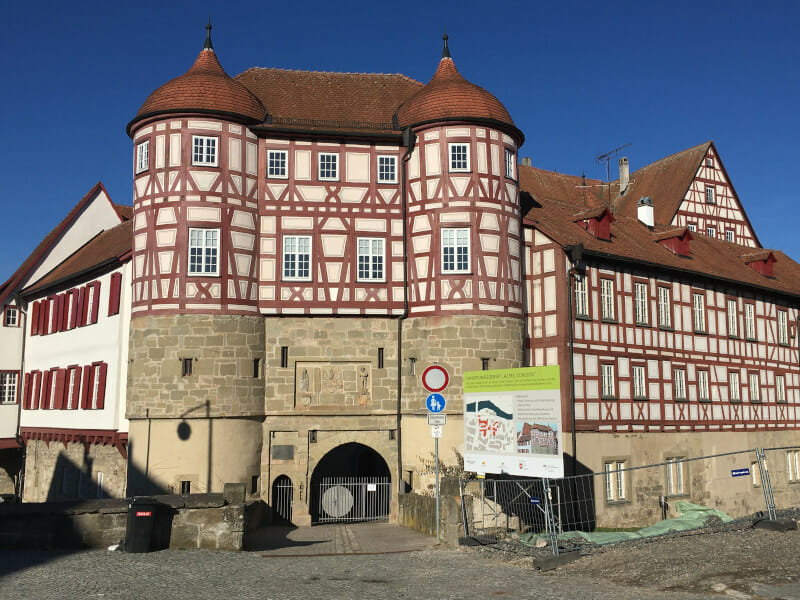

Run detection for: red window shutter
[[90, 282, 101, 324], [56, 294, 65, 332], [81, 365, 93, 409], [108, 273, 122, 316], [69, 367, 81, 409], [32, 372, 41, 410], [39, 301, 49, 335], [95, 363, 108, 409], [41, 370, 51, 410], [31, 302, 40, 336], [80, 286, 90, 327], [23, 373, 31, 409], [46, 297, 56, 334], [54, 368, 67, 410], [69, 290, 79, 329]]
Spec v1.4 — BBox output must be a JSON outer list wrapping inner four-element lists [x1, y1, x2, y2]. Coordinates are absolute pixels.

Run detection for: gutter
[[13, 295, 27, 500], [21, 256, 124, 299]]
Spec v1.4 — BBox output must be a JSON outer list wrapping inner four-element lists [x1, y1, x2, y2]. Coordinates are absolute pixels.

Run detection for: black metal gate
[[317, 476, 390, 523], [272, 475, 293, 524]]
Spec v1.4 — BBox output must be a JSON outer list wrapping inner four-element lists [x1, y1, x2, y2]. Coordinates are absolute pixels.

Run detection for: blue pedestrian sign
[[731, 468, 750, 478], [426, 393, 446, 413], [529, 497, 541, 505]]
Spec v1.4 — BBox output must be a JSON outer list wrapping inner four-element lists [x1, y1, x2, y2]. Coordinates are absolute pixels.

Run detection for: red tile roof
[[128, 48, 267, 136], [114, 204, 133, 220]]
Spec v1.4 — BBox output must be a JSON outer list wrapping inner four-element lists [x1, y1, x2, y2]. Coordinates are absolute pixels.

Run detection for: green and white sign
[[463, 366, 563, 478]]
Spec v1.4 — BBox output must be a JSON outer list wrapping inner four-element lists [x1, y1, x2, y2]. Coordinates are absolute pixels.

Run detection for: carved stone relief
[[295, 362, 371, 408]]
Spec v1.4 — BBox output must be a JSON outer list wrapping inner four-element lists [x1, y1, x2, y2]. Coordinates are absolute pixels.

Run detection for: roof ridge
[[630, 140, 712, 176], [237, 66, 423, 85]]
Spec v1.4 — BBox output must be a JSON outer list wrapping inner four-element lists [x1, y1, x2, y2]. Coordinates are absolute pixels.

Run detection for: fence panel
[[760, 445, 800, 519], [317, 476, 390, 523]]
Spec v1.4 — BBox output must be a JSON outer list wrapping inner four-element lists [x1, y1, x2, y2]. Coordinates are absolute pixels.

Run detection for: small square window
[[136, 140, 149, 174], [705, 186, 715, 204], [192, 136, 218, 166], [283, 235, 312, 280], [377, 156, 397, 183], [705, 157, 714, 168], [449, 143, 469, 172], [188, 228, 219, 276], [267, 150, 288, 178], [441, 228, 470, 273], [504, 149, 515, 179], [318, 153, 338, 180], [4, 306, 18, 327], [180, 480, 192, 494]]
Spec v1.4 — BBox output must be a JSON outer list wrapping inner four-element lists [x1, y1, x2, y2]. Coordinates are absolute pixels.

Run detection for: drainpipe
[[12, 293, 27, 500], [564, 245, 583, 476]]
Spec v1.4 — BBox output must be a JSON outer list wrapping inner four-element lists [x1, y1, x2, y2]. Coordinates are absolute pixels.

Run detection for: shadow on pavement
[[244, 524, 331, 552]]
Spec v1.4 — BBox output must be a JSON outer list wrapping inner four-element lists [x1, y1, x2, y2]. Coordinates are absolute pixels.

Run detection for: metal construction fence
[[460, 446, 800, 556], [317, 476, 391, 523]]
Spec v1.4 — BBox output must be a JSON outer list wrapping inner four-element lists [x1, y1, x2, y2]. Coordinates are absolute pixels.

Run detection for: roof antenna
[[442, 29, 451, 59], [204, 18, 213, 50], [595, 143, 631, 203]]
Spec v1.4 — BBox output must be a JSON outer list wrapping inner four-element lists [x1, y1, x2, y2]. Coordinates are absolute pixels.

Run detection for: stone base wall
[[22, 440, 127, 503], [397, 477, 465, 546], [0, 448, 22, 497]]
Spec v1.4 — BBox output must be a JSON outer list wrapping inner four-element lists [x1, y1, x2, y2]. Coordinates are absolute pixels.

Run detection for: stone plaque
[[272, 445, 295, 460], [295, 362, 372, 408]]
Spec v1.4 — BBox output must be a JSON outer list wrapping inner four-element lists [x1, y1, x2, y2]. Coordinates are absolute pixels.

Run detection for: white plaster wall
[[0, 318, 23, 370], [0, 404, 18, 438]]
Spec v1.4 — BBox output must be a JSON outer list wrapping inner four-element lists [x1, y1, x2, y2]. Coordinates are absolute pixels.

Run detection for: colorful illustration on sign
[[516, 421, 559, 455]]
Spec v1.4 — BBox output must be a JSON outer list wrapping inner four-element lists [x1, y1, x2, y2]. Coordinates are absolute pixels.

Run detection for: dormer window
[[655, 228, 693, 257], [136, 140, 149, 174], [192, 136, 218, 166], [449, 143, 469, 172], [574, 207, 614, 241], [743, 250, 777, 277]]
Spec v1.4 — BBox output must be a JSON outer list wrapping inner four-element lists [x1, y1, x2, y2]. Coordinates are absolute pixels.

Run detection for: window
[[180, 480, 192, 494], [318, 153, 338, 180], [449, 143, 469, 172], [658, 286, 672, 328], [67, 367, 80, 410], [377, 155, 397, 183], [574, 275, 588, 318], [729, 371, 741, 402], [705, 157, 714, 168], [634, 282, 649, 325], [745, 303, 756, 340], [705, 186, 715, 204], [706, 227, 715, 238], [726, 230, 735, 243], [253, 358, 261, 379], [751, 460, 767, 487], [604, 460, 627, 502], [778, 310, 788, 345], [787, 451, 799, 483], [687, 223, 696, 232], [188, 228, 219, 276], [504, 149, 515, 179], [280, 346, 289, 368], [727, 299, 738, 337], [673, 368, 687, 401], [49, 371, 58, 410], [601, 363, 616, 399], [441, 229, 470, 274], [3, 306, 18, 327], [377, 348, 384, 369], [0, 372, 18, 404], [181, 358, 193, 377], [136, 140, 149, 173], [600, 279, 615, 321], [666, 457, 686, 496], [357, 238, 385, 281], [776, 374, 786, 403], [698, 370, 710, 402], [632, 365, 647, 400], [267, 150, 288, 178], [192, 136, 218, 166], [282, 235, 311, 280], [692, 293, 706, 333], [749, 372, 761, 402]]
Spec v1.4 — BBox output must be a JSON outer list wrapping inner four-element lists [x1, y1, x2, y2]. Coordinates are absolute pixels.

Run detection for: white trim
[[448, 143, 470, 172], [377, 155, 397, 183], [318, 152, 339, 181], [192, 135, 218, 167], [441, 228, 470, 274], [188, 228, 220, 276], [356, 237, 385, 282], [267, 149, 288, 179], [135, 140, 149, 174], [282, 235, 312, 281]]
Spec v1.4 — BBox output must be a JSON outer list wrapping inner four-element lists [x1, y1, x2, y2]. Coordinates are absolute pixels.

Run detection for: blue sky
[[2, 0, 799, 280]]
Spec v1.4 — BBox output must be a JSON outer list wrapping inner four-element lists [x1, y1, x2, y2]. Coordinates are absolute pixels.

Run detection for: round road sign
[[421, 365, 449, 393]]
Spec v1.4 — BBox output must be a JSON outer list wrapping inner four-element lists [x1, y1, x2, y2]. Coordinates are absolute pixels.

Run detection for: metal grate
[[272, 475, 293, 524], [317, 476, 390, 523]]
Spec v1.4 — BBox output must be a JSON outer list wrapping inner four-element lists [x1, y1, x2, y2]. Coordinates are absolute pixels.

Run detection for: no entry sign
[[421, 365, 449, 393]]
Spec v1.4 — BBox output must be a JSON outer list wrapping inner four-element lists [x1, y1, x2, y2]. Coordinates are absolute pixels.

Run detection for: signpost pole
[[435, 436, 440, 540]]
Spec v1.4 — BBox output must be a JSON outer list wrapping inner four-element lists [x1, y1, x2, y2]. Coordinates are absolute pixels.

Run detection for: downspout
[[564, 245, 583, 476], [13, 294, 27, 500]]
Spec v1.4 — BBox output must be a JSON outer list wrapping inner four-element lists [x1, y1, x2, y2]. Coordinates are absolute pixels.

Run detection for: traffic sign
[[421, 365, 449, 393], [431, 425, 443, 438], [427, 413, 447, 426], [731, 468, 750, 478], [529, 497, 541, 505], [426, 393, 446, 413]]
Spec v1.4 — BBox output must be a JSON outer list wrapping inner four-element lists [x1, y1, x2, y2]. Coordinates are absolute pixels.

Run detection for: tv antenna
[[596, 143, 631, 202]]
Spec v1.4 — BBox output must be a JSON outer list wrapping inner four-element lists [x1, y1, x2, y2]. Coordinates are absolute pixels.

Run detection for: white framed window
[[601, 363, 615, 399], [698, 370, 710, 402], [687, 223, 696, 232], [67, 368, 78, 409], [49, 371, 58, 410], [449, 143, 469, 172], [604, 460, 627, 502], [192, 136, 218, 166], [632, 365, 647, 400], [776, 374, 786, 403], [600, 279, 615, 321], [706, 227, 715, 238], [0, 372, 18, 404], [48, 297, 58, 334], [318, 153, 338, 180], [666, 457, 686, 496], [504, 149, 515, 179], [188, 228, 219, 276], [752, 459, 768, 487], [91, 364, 102, 409], [729, 371, 741, 402], [705, 186, 715, 204], [745, 303, 756, 339], [787, 450, 799, 482], [658, 286, 672, 328], [778, 310, 788, 345], [136, 140, 149, 173], [727, 299, 738, 337], [4, 306, 18, 327], [267, 150, 288, 178], [357, 238, 385, 281], [634, 282, 648, 325], [574, 275, 588, 318], [725, 230, 735, 243], [282, 235, 312, 281], [673, 368, 687, 401], [441, 228, 470, 274], [705, 157, 714, 168], [692, 293, 706, 332], [377, 156, 397, 183], [749, 372, 761, 402]]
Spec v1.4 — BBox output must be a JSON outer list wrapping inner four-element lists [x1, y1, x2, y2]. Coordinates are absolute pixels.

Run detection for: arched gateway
[[310, 443, 391, 523]]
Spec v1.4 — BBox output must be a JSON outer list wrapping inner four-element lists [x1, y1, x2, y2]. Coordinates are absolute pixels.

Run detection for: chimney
[[637, 196, 654, 229], [521, 157, 532, 167], [619, 157, 630, 195]]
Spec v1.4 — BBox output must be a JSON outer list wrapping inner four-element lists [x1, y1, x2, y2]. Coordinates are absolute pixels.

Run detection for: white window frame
[[787, 450, 799, 483], [604, 460, 627, 502], [282, 235, 312, 281], [267, 149, 288, 179], [188, 228, 220, 276], [657, 286, 672, 328], [674, 368, 687, 401], [377, 155, 397, 184], [725, 229, 735, 243], [778, 310, 788, 345], [692, 293, 706, 333], [318, 153, 339, 181], [601, 363, 616, 399], [727, 299, 738, 337], [574, 275, 588, 318], [4, 306, 18, 327], [448, 143, 470, 172], [0, 372, 18, 404], [192, 136, 218, 166], [441, 228, 470, 274], [729, 371, 741, 402], [752, 459, 768, 487], [357, 238, 385, 282], [91, 364, 102, 409], [49, 372, 58, 410], [706, 227, 715, 238], [136, 140, 149, 174], [632, 365, 647, 400], [600, 279, 615, 321], [48, 297, 58, 334], [749, 372, 761, 402], [634, 282, 648, 325], [666, 457, 686, 496], [745, 303, 756, 340], [698, 370, 710, 402], [776, 374, 786, 403], [705, 186, 715, 204], [687, 223, 696, 232], [67, 368, 77, 408], [504, 148, 515, 179]]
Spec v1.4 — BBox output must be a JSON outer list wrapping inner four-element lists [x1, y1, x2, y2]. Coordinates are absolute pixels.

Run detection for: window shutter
[[23, 373, 32, 409], [95, 363, 108, 409], [41, 370, 51, 410], [90, 282, 101, 324], [108, 273, 122, 316], [32, 372, 41, 410], [67, 291, 76, 329], [56, 294, 66, 332], [39, 300, 49, 335], [79, 286, 89, 326], [55, 368, 67, 410], [31, 302, 40, 336], [69, 366, 82, 410], [81, 365, 92, 409]]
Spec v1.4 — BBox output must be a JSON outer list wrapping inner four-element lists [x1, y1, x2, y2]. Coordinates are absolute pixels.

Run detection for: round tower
[[125, 24, 267, 495], [395, 35, 526, 481]]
